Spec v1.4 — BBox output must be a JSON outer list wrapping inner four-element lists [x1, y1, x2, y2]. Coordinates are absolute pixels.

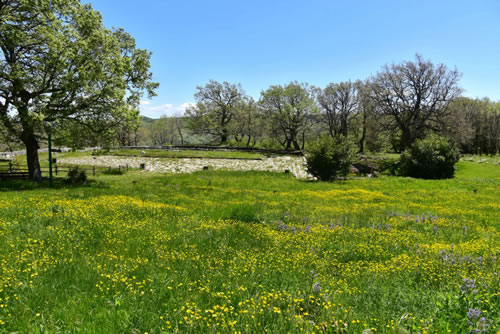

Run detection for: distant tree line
[[71, 54, 500, 155], [2, 52, 499, 159], [1, 0, 497, 182], [179, 55, 499, 155]]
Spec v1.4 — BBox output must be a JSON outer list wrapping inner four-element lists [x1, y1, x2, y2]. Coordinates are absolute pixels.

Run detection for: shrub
[[66, 166, 87, 184], [377, 158, 401, 175], [399, 135, 460, 179], [103, 168, 126, 175], [92, 149, 109, 156], [306, 135, 356, 181]]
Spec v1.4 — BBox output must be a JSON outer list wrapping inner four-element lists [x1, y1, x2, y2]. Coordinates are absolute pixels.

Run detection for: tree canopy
[[260, 82, 317, 150], [369, 54, 462, 151], [186, 81, 246, 144], [318, 81, 359, 138], [0, 0, 158, 179]]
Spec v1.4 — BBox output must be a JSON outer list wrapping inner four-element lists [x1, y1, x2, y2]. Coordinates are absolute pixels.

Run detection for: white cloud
[[140, 100, 151, 105], [139, 102, 195, 118], [179, 102, 195, 112]]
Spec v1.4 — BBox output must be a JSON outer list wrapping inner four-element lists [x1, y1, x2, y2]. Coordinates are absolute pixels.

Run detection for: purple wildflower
[[467, 308, 481, 320], [460, 278, 477, 294]]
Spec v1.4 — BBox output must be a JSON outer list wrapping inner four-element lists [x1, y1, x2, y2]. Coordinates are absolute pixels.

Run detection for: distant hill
[[140, 115, 191, 127], [140, 116, 156, 125], [137, 115, 208, 145]]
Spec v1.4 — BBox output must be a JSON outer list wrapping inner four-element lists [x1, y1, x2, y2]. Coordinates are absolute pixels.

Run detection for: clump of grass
[[102, 168, 126, 175], [228, 204, 263, 223]]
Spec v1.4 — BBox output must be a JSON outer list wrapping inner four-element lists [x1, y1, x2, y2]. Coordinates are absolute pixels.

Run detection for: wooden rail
[[0, 171, 30, 180], [0, 164, 129, 178]]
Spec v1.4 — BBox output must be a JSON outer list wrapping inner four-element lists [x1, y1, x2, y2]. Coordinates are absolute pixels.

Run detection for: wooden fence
[[0, 162, 128, 179]]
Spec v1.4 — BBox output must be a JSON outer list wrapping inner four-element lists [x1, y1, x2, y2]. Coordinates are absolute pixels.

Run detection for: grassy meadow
[[0, 160, 498, 333]]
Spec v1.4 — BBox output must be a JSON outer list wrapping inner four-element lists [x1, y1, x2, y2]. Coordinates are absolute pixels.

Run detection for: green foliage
[[445, 97, 500, 155], [102, 168, 126, 175], [376, 158, 401, 175], [306, 135, 356, 181], [399, 135, 460, 179], [186, 81, 246, 144], [66, 166, 88, 184], [149, 116, 184, 146], [0, 0, 157, 179], [92, 149, 110, 156], [370, 54, 462, 151], [317, 80, 359, 138], [260, 82, 318, 150]]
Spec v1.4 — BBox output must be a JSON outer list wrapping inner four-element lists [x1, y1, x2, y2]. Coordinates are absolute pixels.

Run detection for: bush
[[377, 158, 401, 175], [103, 168, 126, 175], [92, 149, 109, 156], [306, 135, 356, 181], [66, 166, 87, 184], [399, 135, 460, 179]]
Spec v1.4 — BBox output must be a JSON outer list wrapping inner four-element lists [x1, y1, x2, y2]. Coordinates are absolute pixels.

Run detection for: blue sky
[[87, 0, 500, 118]]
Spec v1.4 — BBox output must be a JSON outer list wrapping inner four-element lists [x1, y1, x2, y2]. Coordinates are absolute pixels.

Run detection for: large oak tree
[[318, 81, 359, 138], [186, 81, 246, 144], [369, 54, 462, 151], [0, 0, 157, 180], [260, 82, 317, 150]]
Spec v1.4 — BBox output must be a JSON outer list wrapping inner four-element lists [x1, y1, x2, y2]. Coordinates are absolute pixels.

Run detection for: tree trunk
[[22, 132, 42, 181], [341, 118, 348, 137], [359, 121, 366, 153], [328, 128, 335, 139], [133, 128, 139, 146], [400, 128, 413, 151], [177, 123, 184, 145], [391, 141, 400, 154], [290, 130, 301, 150], [220, 128, 228, 144]]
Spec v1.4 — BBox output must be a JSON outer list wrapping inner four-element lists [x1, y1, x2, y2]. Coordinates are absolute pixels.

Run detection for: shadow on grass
[[0, 177, 107, 192], [300, 177, 351, 184]]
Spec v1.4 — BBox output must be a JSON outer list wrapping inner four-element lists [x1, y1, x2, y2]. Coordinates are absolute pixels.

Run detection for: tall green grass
[[0, 160, 498, 333]]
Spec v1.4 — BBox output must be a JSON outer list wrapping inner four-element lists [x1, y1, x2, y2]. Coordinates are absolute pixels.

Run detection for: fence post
[[119, 165, 121, 172], [48, 133, 53, 188], [93, 166, 96, 176], [108, 166, 111, 172], [126, 164, 128, 171]]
